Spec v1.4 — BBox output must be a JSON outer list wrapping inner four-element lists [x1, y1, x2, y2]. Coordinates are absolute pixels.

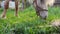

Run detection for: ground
[[0, 6, 60, 34]]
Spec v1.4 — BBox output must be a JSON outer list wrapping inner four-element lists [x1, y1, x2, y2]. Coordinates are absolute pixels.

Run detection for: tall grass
[[0, 6, 60, 34]]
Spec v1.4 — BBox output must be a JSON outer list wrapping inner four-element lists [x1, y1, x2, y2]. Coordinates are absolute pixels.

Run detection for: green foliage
[[0, 6, 60, 34]]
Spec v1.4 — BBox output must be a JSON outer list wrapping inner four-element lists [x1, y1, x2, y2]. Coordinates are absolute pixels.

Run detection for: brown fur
[[1, 0, 18, 18]]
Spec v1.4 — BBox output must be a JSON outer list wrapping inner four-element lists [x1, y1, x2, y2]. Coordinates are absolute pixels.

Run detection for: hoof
[[0, 15, 6, 19], [14, 15, 20, 18], [0, 16, 6, 19], [14, 14, 18, 17]]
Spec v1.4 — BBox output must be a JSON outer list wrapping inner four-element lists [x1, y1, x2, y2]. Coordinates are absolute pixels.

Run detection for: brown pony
[[1, 0, 18, 18]]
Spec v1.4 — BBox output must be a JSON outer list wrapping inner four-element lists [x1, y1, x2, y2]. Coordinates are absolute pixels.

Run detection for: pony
[[33, 0, 55, 19], [0, 0, 55, 19], [0, 0, 18, 18]]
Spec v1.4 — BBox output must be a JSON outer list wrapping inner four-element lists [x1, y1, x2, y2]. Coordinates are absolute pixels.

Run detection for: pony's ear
[[33, 2, 36, 8], [33, 0, 37, 8]]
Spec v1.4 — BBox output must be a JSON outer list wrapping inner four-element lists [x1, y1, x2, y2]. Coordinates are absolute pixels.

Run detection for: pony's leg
[[15, 0, 18, 17], [1, 0, 9, 18], [0, 1, 1, 8]]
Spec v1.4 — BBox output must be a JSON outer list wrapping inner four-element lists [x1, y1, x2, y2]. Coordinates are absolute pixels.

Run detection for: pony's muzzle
[[40, 11, 48, 19]]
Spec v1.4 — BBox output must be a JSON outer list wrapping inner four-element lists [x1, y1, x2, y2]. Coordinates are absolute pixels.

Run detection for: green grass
[[0, 6, 60, 34]]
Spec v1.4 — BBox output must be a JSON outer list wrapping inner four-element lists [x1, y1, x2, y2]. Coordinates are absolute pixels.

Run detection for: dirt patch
[[51, 19, 60, 26]]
